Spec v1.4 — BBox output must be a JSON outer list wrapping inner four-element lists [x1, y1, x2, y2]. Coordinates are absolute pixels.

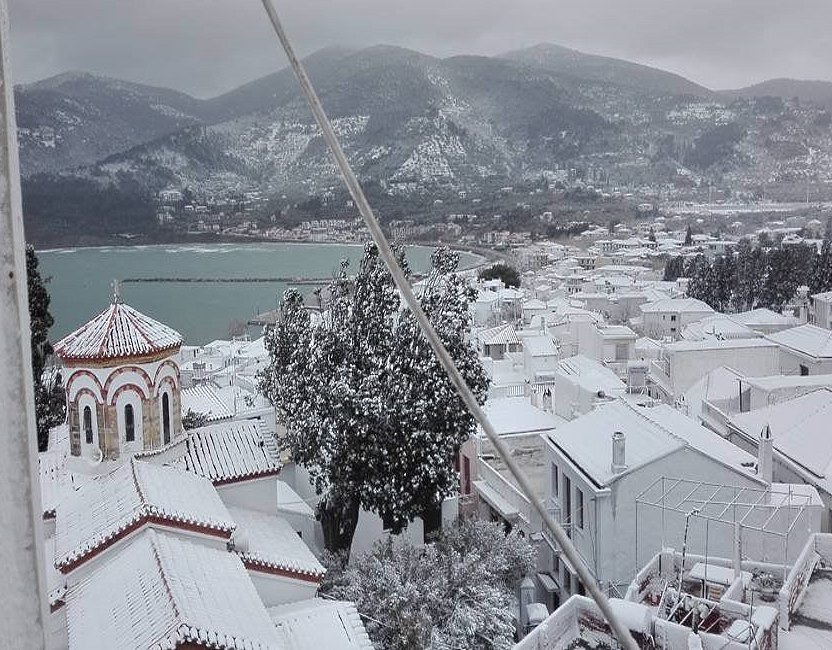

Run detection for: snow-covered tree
[[258, 243, 489, 553], [324, 518, 535, 650], [26, 245, 65, 451]]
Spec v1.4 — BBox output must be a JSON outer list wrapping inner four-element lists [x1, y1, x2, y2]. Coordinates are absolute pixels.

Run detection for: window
[[551, 463, 559, 498], [125, 404, 135, 443], [670, 314, 677, 322], [615, 343, 629, 361], [83, 406, 93, 444], [162, 393, 171, 444], [577, 489, 585, 530], [462, 455, 471, 495], [563, 475, 572, 535], [800, 364, 809, 376]]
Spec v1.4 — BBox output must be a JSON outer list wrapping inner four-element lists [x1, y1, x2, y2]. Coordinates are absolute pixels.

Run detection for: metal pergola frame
[[634, 475, 815, 581]]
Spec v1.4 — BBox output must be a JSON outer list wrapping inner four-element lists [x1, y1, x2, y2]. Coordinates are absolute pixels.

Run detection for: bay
[[39, 243, 482, 345]]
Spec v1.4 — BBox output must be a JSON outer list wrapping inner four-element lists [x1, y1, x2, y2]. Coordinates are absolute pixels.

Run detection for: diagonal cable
[[258, 2, 638, 648]]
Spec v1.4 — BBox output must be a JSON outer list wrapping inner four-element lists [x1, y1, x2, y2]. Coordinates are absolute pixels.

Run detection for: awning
[[473, 480, 519, 520], [537, 571, 560, 592]]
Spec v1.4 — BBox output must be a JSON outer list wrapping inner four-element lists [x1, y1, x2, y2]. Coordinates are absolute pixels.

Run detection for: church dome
[[55, 301, 183, 363]]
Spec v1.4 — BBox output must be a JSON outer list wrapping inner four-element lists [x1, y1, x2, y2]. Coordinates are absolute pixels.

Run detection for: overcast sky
[[10, 0, 832, 98]]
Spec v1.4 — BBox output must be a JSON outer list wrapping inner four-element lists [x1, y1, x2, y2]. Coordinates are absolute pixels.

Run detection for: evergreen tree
[[258, 244, 489, 553], [478, 262, 520, 288], [731, 239, 766, 312], [663, 255, 686, 281], [811, 240, 832, 294], [26, 245, 66, 451], [684, 225, 693, 246], [711, 253, 736, 313]]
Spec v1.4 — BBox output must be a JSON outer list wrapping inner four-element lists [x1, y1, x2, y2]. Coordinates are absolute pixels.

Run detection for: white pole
[[259, 3, 637, 648], [0, 0, 49, 646]]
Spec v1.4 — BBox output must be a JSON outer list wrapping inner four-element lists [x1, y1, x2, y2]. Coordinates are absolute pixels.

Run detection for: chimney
[[757, 424, 773, 485], [611, 431, 627, 473]]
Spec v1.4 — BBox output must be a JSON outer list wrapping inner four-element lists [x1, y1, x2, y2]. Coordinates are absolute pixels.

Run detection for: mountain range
[[16, 43, 832, 239]]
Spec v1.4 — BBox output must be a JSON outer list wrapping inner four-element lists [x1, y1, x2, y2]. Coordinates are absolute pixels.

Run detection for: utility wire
[[258, 2, 638, 648]]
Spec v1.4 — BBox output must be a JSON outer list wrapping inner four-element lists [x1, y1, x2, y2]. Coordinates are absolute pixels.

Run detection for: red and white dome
[[55, 301, 183, 363]]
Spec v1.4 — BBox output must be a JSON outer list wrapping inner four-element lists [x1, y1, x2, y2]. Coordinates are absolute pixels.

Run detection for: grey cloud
[[9, 0, 832, 97]]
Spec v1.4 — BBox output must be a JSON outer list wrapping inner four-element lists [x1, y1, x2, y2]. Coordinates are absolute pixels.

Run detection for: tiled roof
[[176, 421, 282, 485], [55, 460, 235, 571], [227, 506, 325, 579], [55, 301, 183, 362], [66, 529, 282, 650], [181, 383, 235, 422], [270, 599, 373, 649], [478, 324, 520, 346]]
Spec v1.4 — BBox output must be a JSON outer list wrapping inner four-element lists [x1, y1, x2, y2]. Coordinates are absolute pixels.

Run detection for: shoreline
[[38, 238, 492, 271]]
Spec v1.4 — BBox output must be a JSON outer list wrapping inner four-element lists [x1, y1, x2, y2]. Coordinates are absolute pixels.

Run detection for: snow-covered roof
[[664, 338, 777, 353], [743, 373, 832, 393], [65, 529, 281, 650], [547, 401, 759, 487], [39, 445, 68, 518], [55, 460, 235, 571], [639, 298, 714, 314], [767, 324, 832, 359], [729, 388, 832, 481], [55, 301, 183, 362], [680, 315, 757, 342], [557, 355, 625, 396], [227, 507, 325, 580], [482, 398, 564, 436], [269, 599, 373, 649], [478, 323, 520, 346], [181, 383, 235, 422], [524, 335, 558, 357], [176, 420, 282, 485], [732, 308, 798, 328]]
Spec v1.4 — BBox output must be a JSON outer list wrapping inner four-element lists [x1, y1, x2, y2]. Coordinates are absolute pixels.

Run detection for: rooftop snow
[[665, 338, 778, 353], [65, 529, 281, 650], [181, 383, 235, 422], [55, 459, 235, 571], [227, 506, 324, 579], [729, 388, 832, 480], [478, 323, 520, 346], [767, 324, 832, 359], [269, 599, 373, 649], [175, 420, 282, 485], [732, 308, 798, 328], [55, 301, 183, 362], [481, 398, 564, 436], [557, 355, 626, 395], [547, 401, 758, 487], [523, 335, 559, 357], [639, 298, 714, 313]]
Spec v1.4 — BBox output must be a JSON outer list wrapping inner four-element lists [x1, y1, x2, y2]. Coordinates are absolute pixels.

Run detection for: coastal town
[[25, 202, 832, 647], [5, 1, 832, 649]]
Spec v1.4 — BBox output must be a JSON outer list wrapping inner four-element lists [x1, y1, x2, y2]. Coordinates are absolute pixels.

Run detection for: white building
[[767, 324, 832, 375], [812, 291, 832, 329], [648, 339, 780, 403], [539, 400, 819, 601], [639, 298, 715, 340], [726, 388, 832, 530]]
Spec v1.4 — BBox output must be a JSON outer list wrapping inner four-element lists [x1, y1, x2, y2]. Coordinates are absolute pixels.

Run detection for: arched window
[[83, 406, 93, 444], [162, 393, 171, 444], [125, 404, 135, 443]]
